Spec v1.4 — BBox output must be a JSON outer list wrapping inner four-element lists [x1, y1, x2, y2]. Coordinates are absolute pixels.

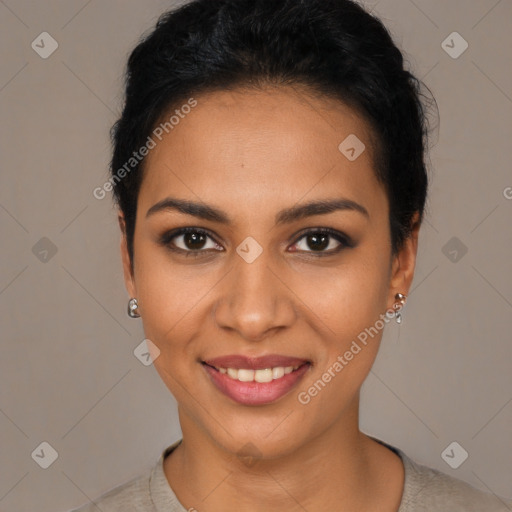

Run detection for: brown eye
[[302, 233, 331, 251], [160, 227, 223, 256], [290, 228, 354, 255], [180, 231, 208, 250]]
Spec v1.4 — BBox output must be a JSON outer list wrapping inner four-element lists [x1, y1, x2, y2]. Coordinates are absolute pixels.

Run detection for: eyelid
[[159, 226, 354, 256], [291, 227, 355, 249], [159, 227, 223, 254]]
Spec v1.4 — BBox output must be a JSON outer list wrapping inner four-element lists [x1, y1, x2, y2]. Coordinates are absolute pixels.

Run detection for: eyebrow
[[146, 196, 369, 225]]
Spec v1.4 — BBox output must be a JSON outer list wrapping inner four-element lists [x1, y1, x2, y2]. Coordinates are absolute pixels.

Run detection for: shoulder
[[66, 441, 185, 512], [68, 471, 153, 512], [398, 449, 512, 512]]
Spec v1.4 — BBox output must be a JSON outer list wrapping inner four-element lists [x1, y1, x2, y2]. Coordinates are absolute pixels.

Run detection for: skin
[[119, 84, 420, 512]]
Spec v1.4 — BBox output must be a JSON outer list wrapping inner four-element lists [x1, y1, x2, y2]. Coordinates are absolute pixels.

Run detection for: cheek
[[292, 253, 390, 343], [293, 261, 391, 428], [293, 246, 391, 410], [134, 233, 391, 344], [133, 244, 212, 337]]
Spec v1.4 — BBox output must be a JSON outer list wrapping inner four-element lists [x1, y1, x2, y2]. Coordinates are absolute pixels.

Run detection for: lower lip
[[203, 363, 310, 406]]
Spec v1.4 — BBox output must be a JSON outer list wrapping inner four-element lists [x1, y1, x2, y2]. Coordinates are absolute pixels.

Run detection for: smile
[[202, 355, 311, 406], [214, 365, 300, 382]]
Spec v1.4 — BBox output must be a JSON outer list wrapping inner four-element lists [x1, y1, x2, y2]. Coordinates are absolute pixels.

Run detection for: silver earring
[[127, 298, 140, 318], [393, 292, 407, 324]]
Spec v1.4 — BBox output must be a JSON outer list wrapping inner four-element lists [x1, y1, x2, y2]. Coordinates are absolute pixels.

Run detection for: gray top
[[70, 438, 512, 511]]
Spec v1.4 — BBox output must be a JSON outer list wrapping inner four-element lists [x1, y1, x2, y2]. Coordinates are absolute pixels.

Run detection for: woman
[[72, 0, 511, 510]]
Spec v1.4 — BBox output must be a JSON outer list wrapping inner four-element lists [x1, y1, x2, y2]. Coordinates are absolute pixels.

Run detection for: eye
[[160, 227, 223, 257], [159, 226, 354, 258], [289, 228, 353, 256]]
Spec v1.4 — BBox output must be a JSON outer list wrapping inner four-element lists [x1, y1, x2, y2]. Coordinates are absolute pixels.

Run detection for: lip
[[202, 354, 311, 406]]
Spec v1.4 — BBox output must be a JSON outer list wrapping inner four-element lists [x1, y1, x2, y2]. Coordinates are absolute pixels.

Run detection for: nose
[[213, 254, 297, 342]]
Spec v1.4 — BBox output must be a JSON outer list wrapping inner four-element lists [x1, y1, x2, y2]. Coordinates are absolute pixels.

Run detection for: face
[[120, 85, 419, 459]]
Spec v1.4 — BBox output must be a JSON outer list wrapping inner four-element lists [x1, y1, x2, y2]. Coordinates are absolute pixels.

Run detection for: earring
[[127, 297, 140, 318], [393, 292, 407, 324]]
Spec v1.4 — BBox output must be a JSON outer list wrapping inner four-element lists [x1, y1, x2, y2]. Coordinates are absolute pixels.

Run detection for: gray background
[[0, 0, 511, 510]]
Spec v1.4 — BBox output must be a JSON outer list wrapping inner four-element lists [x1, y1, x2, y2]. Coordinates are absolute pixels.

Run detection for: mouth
[[201, 355, 311, 406]]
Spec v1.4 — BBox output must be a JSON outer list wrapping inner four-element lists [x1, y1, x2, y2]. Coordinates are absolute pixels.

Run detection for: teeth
[[238, 369, 254, 382], [272, 367, 285, 379], [217, 365, 301, 382], [255, 368, 273, 383]]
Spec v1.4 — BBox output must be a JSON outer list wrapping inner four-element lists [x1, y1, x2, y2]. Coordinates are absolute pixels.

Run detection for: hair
[[110, 0, 437, 267]]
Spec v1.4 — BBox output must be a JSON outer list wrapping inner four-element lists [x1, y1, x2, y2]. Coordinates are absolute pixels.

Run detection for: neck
[[164, 397, 401, 511]]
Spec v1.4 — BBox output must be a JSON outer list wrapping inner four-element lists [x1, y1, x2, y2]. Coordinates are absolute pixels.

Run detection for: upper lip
[[203, 354, 310, 370]]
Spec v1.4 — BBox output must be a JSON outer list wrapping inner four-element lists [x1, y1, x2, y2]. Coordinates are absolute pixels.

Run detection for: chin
[[192, 406, 312, 461], [220, 428, 306, 463]]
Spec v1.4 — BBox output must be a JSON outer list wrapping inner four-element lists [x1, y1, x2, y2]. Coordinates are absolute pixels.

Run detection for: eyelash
[[159, 226, 355, 258]]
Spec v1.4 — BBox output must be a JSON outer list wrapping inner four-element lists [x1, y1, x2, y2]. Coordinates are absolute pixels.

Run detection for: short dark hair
[[110, 0, 437, 265]]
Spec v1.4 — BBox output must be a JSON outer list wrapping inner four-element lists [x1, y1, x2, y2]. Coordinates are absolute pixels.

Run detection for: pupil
[[308, 234, 328, 251], [182, 233, 330, 251], [185, 232, 206, 250]]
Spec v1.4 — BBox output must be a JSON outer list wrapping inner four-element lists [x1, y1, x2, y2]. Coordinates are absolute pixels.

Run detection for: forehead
[[138, 85, 386, 220]]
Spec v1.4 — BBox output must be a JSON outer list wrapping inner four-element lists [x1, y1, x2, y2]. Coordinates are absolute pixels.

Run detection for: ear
[[387, 211, 421, 309], [118, 212, 136, 299]]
